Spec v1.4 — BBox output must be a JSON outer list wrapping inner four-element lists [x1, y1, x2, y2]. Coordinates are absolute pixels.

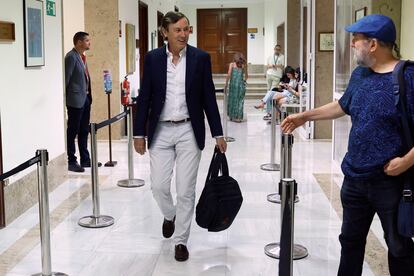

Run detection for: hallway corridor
[[0, 100, 384, 275]]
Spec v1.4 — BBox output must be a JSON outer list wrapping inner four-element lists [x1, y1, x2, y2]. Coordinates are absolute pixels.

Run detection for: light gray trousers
[[149, 121, 201, 245]]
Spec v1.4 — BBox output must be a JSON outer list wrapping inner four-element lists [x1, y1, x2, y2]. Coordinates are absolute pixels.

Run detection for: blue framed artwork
[[24, 0, 45, 67]]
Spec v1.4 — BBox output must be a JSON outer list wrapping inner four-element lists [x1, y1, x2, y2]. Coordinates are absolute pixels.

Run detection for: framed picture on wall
[[319, 32, 334, 52], [355, 7, 367, 22], [125, 23, 136, 74], [23, 0, 45, 67]]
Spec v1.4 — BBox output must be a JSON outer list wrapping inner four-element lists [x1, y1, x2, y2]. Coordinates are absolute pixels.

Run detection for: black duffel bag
[[196, 147, 243, 232]]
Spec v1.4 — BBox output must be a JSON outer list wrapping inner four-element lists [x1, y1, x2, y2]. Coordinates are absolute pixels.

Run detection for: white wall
[[140, 0, 183, 50], [0, 0, 65, 182], [119, 0, 140, 97], [62, 0, 84, 54], [264, 0, 286, 63], [129, 0, 182, 91], [401, 0, 414, 59], [181, 2, 265, 64]]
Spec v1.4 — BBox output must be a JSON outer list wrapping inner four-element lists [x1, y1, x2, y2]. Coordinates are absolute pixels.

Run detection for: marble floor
[[0, 100, 389, 275]]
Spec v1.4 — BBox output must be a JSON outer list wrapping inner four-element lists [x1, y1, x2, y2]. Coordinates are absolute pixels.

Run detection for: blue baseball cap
[[345, 14, 396, 43]]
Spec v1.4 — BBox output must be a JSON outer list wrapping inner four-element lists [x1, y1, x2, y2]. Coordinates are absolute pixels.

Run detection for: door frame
[[299, 0, 315, 139], [0, 111, 5, 228], [157, 11, 164, 48], [138, 1, 148, 80]]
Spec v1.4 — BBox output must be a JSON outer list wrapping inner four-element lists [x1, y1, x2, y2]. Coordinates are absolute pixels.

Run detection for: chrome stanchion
[[261, 100, 280, 171], [264, 134, 308, 260], [118, 106, 145, 188], [33, 149, 67, 276], [78, 123, 114, 228], [267, 128, 299, 203], [222, 85, 235, 142], [278, 178, 296, 276]]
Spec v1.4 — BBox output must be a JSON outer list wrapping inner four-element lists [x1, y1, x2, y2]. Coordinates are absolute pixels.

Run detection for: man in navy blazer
[[65, 32, 93, 173], [134, 12, 227, 262]]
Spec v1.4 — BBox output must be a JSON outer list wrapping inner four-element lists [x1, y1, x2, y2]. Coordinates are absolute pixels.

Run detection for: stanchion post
[[104, 92, 117, 167], [222, 85, 235, 142], [33, 149, 67, 276], [267, 118, 299, 203], [264, 133, 308, 260], [261, 100, 280, 171], [278, 178, 296, 276], [117, 105, 145, 188], [78, 123, 114, 228]]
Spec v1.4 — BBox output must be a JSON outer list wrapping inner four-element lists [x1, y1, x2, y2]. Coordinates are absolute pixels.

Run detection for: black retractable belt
[[95, 110, 129, 131], [0, 153, 43, 181]]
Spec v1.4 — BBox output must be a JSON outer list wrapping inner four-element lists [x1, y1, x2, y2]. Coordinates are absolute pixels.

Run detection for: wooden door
[[138, 1, 148, 79], [197, 8, 247, 73], [157, 11, 164, 48], [197, 9, 222, 73]]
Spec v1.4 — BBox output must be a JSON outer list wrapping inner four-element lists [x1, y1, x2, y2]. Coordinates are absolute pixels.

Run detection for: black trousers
[[338, 176, 414, 276], [66, 97, 91, 165]]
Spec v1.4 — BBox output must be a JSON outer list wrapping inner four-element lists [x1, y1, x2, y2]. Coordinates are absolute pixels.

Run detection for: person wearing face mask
[[133, 11, 227, 262], [282, 14, 414, 276]]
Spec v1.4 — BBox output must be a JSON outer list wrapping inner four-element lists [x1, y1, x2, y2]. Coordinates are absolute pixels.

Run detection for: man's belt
[[162, 118, 191, 124]]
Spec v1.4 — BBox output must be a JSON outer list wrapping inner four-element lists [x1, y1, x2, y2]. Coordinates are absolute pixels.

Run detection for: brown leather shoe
[[175, 244, 189, 262], [162, 216, 175, 238]]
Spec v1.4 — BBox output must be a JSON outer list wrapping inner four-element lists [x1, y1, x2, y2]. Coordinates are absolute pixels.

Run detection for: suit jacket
[[134, 45, 223, 150], [65, 48, 92, 108]]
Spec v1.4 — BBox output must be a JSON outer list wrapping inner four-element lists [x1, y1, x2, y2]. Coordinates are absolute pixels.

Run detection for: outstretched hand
[[281, 113, 306, 133]]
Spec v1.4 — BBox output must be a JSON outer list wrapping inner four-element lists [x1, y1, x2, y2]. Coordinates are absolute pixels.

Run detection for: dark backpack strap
[[393, 60, 414, 150], [393, 60, 414, 197]]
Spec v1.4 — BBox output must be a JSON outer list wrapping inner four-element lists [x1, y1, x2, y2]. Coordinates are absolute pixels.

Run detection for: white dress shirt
[[159, 46, 189, 121]]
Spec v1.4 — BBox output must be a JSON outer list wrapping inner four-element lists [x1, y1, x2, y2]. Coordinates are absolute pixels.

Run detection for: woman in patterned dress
[[226, 53, 248, 122]]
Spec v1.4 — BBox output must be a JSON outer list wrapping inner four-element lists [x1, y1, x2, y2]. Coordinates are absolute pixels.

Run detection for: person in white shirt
[[133, 11, 227, 262], [266, 44, 285, 90]]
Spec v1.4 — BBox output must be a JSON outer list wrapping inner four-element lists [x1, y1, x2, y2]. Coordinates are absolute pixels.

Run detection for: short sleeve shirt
[[338, 65, 414, 179], [266, 53, 284, 78]]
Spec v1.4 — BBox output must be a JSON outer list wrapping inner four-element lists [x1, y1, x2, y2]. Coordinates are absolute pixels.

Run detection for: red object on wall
[[121, 76, 130, 105]]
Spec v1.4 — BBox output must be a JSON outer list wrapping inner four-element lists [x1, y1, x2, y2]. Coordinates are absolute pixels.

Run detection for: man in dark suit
[[133, 11, 227, 262], [65, 32, 94, 172]]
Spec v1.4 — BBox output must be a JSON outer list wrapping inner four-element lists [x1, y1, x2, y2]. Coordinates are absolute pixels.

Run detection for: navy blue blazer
[[134, 45, 223, 150]]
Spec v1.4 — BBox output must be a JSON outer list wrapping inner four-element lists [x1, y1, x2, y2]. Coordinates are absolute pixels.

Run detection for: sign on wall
[[46, 0, 56, 16]]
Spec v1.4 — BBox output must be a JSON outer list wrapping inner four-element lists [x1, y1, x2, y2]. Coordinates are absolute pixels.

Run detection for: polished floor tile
[[1, 100, 382, 275]]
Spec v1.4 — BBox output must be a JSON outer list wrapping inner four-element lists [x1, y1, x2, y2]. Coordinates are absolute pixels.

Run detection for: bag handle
[[205, 147, 230, 182], [393, 60, 414, 198], [206, 147, 220, 181]]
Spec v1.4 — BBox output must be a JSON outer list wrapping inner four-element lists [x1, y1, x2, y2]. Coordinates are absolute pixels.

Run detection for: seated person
[[254, 66, 296, 119], [273, 67, 301, 107]]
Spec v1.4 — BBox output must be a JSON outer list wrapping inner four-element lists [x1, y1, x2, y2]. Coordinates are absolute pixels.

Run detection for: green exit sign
[[46, 0, 56, 16]]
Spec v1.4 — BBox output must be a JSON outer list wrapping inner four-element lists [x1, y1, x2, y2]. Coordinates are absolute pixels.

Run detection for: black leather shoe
[[81, 161, 102, 168], [175, 244, 189, 262], [162, 216, 175, 238], [68, 163, 85, 173]]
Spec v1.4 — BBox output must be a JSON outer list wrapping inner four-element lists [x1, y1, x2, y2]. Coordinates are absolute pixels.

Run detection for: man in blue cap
[[281, 14, 414, 275]]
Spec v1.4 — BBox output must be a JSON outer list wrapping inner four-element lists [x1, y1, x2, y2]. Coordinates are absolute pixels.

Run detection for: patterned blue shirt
[[338, 65, 414, 179]]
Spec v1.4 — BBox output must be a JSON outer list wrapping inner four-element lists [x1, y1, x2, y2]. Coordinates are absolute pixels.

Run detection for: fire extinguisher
[[121, 76, 130, 105]]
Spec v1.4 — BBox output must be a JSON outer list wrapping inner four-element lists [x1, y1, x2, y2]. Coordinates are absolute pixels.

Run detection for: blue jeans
[[338, 176, 414, 276]]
